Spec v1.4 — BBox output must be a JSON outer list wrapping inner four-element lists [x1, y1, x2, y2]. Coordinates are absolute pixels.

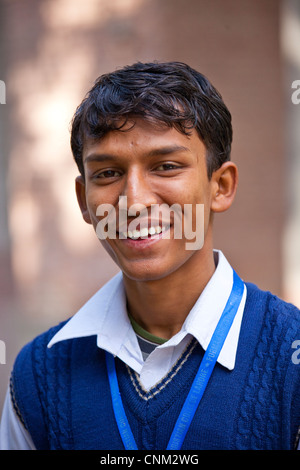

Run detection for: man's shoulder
[[15, 319, 70, 362], [11, 320, 71, 393], [244, 281, 300, 346], [245, 281, 300, 317]]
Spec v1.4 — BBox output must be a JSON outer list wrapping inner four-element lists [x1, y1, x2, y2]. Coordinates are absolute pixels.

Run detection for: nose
[[119, 167, 158, 214]]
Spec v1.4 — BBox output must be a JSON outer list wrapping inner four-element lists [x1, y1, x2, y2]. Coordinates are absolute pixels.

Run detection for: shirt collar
[[163, 250, 247, 370], [48, 250, 247, 371]]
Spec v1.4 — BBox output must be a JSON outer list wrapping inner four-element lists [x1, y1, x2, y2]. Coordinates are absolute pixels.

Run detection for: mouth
[[118, 224, 170, 240]]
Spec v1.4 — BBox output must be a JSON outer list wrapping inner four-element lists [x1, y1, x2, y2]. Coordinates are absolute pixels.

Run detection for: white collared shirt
[[0, 250, 247, 450]]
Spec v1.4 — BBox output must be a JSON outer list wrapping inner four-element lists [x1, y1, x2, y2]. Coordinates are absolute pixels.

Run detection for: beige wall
[[0, 0, 296, 408]]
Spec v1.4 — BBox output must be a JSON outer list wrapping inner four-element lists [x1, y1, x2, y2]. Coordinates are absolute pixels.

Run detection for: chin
[[121, 264, 167, 282], [100, 239, 198, 282], [119, 257, 188, 283]]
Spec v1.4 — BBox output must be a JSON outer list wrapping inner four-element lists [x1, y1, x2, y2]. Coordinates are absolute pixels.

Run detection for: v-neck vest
[[10, 282, 300, 450]]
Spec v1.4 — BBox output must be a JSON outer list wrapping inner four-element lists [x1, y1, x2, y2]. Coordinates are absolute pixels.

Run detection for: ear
[[210, 162, 238, 213], [75, 175, 92, 224]]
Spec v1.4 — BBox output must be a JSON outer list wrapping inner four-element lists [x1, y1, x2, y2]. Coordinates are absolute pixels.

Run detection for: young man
[[1, 61, 300, 450]]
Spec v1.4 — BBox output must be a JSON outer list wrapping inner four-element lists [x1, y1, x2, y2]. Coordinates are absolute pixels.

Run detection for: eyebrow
[[84, 145, 191, 164], [147, 145, 191, 157], [85, 153, 117, 164]]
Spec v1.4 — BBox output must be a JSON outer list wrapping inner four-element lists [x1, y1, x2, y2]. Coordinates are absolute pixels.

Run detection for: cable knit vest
[[10, 283, 300, 450]]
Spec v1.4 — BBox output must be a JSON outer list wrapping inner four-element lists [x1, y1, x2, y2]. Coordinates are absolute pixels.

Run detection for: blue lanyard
[[105, 270, 244, 450]]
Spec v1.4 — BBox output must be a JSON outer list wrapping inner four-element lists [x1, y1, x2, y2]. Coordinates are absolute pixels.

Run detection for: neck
[[123, 246, 216, 340]]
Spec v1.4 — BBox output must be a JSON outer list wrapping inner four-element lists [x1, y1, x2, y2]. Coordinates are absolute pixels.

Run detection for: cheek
[[165, 182, 210, 211], [159, 185, 210, 246], [85, 187, 113, 225], [99, 238, 120, 265], [181, 185, 212, 235], [86, 200, 100, 228]]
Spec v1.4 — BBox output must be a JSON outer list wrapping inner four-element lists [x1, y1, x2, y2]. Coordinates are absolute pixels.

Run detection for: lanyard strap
[[106, 350, 138, 450], [106, 270, 244, 450]]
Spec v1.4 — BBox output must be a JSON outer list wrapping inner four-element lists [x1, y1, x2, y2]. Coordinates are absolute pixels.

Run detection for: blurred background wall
[[1, 0, 300, 409]]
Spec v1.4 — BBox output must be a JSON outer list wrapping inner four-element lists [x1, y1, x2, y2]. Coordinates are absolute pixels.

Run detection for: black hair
[[70, 61, 232, 178]]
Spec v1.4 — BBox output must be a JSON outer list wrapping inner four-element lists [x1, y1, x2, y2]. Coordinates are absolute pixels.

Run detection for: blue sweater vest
[[10, 282, 300, 450]]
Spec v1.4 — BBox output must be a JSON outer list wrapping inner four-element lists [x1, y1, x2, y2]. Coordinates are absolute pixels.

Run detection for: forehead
[[82, 119, 206, 162]]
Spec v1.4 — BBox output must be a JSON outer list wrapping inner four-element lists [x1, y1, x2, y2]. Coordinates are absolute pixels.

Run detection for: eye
[[97, 169, 122, 178], [155, 163, 180, 171]]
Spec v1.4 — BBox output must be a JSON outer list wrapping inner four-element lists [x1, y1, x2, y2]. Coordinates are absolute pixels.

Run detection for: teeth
[[140, 228, 149, 237], [120, 225, 169, 239]]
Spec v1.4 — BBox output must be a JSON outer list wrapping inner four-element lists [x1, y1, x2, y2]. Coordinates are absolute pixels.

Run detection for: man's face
[[77, 119, 217, 282]]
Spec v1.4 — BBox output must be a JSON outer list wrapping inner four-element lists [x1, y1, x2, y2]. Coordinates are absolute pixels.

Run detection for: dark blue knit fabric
[[10, 282, 300, 450]]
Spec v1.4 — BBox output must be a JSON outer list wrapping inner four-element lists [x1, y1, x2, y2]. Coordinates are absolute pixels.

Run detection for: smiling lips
[[119, 224, 170, 240]]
